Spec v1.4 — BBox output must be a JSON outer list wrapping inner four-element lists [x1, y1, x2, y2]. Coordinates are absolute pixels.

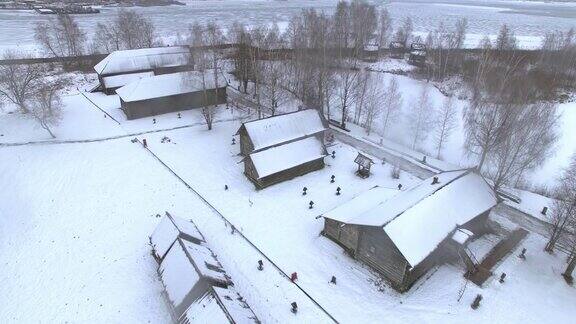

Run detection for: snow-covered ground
[[2, 85, 576, 322]]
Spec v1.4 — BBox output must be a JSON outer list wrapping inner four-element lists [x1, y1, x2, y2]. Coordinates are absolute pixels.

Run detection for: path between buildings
[[469, 228, 529, 286]]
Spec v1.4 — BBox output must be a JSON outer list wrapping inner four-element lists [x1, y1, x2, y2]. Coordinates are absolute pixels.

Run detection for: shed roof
[[354, 152, 374, 169], [150, 213, 204, 262], [249, 136, 326, 179], [383, 170, 498, 267], [116, 70, 221, 102], [94, 46, 191, 75], [102, 71, 154, 89], [239, 109, 327, 152]]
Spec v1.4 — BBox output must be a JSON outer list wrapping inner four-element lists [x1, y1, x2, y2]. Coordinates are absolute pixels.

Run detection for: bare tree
[[546, 155, 576, 253], [495, 24, 517, 51], [361, 73, 384, 134], [377, 8, 392, 56], [336, 61, 359, 128], [35, 14, 86, 57], [353, 70, 369, 124], [380, 77, 402, 139], [433, 96, 458, 158], [406, 85, 433, 150], [28, 77, 68, 138], [91, 9, 158, 52], [394, 17, 413, 47], [0, 50, 46, 114]]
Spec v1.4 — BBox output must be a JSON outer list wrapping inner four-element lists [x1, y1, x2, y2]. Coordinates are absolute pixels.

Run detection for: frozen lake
[[0, 0, 575, 51]]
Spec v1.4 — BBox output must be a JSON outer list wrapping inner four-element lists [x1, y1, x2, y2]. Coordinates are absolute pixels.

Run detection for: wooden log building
[[94, 46, 193, 94], [236, 109, 329, 189], [115, 70, 227, 120], [150, 213, 259, 323], [322, 169, 499, 292]]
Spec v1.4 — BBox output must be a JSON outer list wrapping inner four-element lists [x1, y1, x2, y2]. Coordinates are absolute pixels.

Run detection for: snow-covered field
[[2, 86, 576, 322]]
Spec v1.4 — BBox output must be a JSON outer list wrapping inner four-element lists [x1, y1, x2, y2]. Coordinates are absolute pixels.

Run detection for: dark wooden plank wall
[[247, 158, 325, 189], [122, 87, 227, 120], [356, 226, 408, 288]]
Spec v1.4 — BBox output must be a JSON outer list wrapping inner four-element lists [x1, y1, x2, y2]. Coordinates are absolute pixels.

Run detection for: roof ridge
[[380, 169, 472, 227]]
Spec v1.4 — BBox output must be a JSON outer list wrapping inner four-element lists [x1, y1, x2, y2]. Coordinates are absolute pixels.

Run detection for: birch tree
[[35, 14, 86, 57], [29, 79, 67, 138], [380, 77, 402, 139], [546, 155, 576, 253], [0, 50, 46, 114], [433, 96, 457, 158], [407, 85, 433, 149], [377, 8, 392, 56]]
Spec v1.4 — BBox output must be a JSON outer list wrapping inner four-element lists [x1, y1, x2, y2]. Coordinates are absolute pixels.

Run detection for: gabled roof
[[102, 71, 154, 89], [249, 136, 327, 179], [94, 46, 191, 75], [383, 170, 498, 267], [116, 70, 221, 102], [324, 170, 499, 267], [150, 212, 204, 262], [180, 239, 228, 284], [239, 109, 327, 152], [159, 238, 202, 308], [180, 287, 259, 324]]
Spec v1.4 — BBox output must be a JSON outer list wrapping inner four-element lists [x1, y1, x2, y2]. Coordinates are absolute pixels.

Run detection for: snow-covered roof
[[150, 213, 204, 261], [249, 136, 326, 179], [116, 71, 222, 102], [452, 228, 474, 245], [180, 287, 259, 324], [240, 109, 327, 152], [323, 186, 398, 224], [212, 287, 259, 323], [102, 71, 154, 89], [180, 290, 231, 324], [180, 240, 229, 284], [383, 170, 498, 267], [410, 50, 427, 57], [159, 239, 201, 308], [94, 46, 190, 75]]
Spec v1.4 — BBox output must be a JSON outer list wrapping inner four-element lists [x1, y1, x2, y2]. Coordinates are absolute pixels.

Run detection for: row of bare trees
[[34, 9, 159, 59]]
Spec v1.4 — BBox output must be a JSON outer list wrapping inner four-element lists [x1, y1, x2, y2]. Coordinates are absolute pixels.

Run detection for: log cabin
[[115, 70, 227, 120], [236, 109, 329, 189], [322, 169, 500, 292]]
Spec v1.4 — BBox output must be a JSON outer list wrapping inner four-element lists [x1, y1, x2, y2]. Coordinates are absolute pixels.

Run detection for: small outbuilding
[[236, 109, 329, 189], [321, 169, 499, 292], [94, 46, 193, 94], [389, 41, 405, 59], [116, 70, 227, 120], [149, 212, 205, 262], [354, 152, 374, 178]]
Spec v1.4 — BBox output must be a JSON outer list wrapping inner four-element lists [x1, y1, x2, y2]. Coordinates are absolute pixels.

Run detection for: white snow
[[150, 213, 204, 261], [212, 286, 259, 323], [322, 186, 399, 224], [249, 136, 326, 178], [102, 71, 155, 90], [384, 171, 499, 267], [116, 70, 221, 102], [180, 290, 230, 324], [159, 239, 201, 307], [94, 46, 190, 75], [181, 240, 229, 284], [240, 109, 327, 152], [452, 228, 474, 245]]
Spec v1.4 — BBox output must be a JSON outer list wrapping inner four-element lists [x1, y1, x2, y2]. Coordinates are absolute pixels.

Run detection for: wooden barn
[[236, 109, 329, 189], [151, 213, 259, 323], [408, 43, 427, 66], [115, 70, 227, 120], [94, 46, 193, 94], [389, 41, 406, 59], [322, 169, 499, 292]]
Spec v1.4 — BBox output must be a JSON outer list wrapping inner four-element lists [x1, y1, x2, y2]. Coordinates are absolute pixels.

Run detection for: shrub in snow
[[391, 165, 400, 179], [471, 294, 482, 309]]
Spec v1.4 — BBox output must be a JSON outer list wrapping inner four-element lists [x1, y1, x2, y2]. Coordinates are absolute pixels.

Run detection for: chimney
[[431, 176, 439, 185]]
